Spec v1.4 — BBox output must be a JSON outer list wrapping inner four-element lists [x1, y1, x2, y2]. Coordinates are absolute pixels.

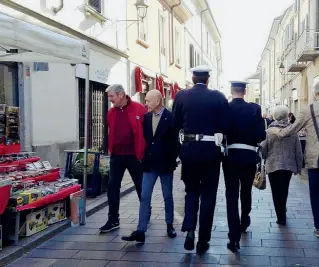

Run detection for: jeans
[[308, 168, 319, 229], [268, 170, 292, 222], [137, 170, 174, 232], [108, 155, 143, 223]]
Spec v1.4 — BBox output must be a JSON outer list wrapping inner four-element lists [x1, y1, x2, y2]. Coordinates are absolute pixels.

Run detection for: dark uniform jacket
[[142, 108, 178, 173], [226, 98, 266, 165], [172, 84, 229, 163]]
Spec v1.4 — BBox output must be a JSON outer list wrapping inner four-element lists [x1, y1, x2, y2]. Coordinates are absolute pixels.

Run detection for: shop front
[[0, 12, 91, 250]]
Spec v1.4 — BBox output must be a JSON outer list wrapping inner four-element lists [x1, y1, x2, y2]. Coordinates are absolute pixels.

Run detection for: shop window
[[0, 63, 19, 106], [88, 0, 102, 13]]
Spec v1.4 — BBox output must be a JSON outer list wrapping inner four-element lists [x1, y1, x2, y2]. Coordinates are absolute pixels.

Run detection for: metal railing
[[296, 29, 319, 60]]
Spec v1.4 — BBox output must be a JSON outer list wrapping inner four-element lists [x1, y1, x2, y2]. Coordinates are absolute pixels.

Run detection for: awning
[[0, 12, 89, 64]]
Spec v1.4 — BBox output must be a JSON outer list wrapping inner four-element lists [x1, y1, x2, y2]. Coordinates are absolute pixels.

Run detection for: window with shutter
[[189, 44, 194, 68], [89, 0, 101, 13], [175, 29, 181, 65]]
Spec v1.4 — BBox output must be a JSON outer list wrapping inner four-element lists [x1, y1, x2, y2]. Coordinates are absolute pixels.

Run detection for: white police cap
[[190, 65, 212, 77]]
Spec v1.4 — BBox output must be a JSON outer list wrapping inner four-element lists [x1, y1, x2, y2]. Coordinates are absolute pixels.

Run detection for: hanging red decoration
[[156, 76, 165, 98], [135, 67, 143, 93], [173, 82, 180, 99]]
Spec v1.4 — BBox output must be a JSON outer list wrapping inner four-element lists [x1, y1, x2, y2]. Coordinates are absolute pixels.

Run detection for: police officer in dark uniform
[[172, 65, 229, 254], [223, 81, 266, 252]]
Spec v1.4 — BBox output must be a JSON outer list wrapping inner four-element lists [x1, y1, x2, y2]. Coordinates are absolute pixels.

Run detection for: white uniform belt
[[227, 144, 257, 151], [182, 134, 215, 142], [200, 135, 216, 142]]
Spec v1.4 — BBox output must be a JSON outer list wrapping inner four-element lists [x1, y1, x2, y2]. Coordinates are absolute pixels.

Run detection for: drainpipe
[[170, 1, 181, 65], [53, 0, 64, 14], [201, 9, 209, 64]]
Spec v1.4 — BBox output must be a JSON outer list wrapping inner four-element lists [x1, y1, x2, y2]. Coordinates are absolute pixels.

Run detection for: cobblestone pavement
[[8, 167, 319, 267]]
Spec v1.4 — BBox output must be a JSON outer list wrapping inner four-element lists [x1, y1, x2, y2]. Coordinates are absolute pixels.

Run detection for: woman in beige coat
[[270, 82, 319, 237]]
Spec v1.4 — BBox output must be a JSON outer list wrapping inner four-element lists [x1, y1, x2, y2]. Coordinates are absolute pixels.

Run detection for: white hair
[[106, 84, 126, 94], [273, 105, 289, 121], [313, 79, 319, 94]]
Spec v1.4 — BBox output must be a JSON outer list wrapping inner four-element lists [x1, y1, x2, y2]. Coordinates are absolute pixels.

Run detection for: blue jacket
[[172, 84, 230, 163], [142, 108, 178, 173], [226, 98, 266, 165]]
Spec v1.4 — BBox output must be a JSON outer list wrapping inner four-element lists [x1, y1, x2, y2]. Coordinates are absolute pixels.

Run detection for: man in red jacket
[[100, 84, 147, 233]]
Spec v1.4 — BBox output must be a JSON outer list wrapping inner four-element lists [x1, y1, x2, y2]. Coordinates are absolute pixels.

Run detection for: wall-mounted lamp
[[135, 0, 149, 20], [279, 62, 285, 75]]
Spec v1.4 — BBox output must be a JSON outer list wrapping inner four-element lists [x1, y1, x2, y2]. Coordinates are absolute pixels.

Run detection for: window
[[189, 44, 194, 68], [138, 16, 148, 43], [175, 29, 181, 65], [195, 51, 200, 66], [206, 32, 209, 53], [159, 13, 168, 74], [88, 0, 101, 13], [295, 0, 300, 12]]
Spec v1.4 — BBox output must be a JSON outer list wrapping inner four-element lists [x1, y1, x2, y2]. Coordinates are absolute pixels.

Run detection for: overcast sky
[[208, 0, 293, 95]]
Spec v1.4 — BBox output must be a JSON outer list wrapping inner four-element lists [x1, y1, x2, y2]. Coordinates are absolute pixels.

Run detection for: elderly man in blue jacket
[[122, 89, 179, 242]]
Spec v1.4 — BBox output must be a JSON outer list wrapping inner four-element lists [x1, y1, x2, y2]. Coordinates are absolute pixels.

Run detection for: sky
[[208, 0, 293, 95]]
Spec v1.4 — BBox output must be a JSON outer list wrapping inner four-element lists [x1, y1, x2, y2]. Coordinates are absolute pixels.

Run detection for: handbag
[[253, 147, 266, 190], [310, 104, 319, 167]]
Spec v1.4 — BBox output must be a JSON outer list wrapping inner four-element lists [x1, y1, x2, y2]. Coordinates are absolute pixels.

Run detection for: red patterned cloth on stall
[[0, 184, 12, 215]]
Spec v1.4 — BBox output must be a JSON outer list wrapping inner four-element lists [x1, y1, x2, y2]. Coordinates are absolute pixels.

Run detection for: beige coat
[[269, 100, 319, 169]]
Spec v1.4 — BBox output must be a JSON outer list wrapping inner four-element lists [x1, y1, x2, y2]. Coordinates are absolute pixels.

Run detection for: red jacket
[[107, 97, 147, 160]]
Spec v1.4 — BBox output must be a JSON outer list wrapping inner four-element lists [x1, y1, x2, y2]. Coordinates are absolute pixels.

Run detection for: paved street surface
[[7, 167, 319, 267]]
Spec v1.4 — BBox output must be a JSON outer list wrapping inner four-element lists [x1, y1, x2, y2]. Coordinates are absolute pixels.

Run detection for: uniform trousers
[[268, 170, 292, 222], [223, 162, 256, 242], [181, 161, 220, 243]]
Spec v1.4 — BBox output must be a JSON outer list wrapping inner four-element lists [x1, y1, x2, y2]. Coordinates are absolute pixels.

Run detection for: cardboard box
[[20, 209, 48, 237], [48, 201, 66, 225]]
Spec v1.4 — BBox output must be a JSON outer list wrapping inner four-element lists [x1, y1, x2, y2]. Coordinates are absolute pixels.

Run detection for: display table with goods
[[0, 155, 82, 247], [65, 150, 109, 198]]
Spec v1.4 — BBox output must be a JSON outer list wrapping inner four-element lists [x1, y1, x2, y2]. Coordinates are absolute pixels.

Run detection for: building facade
[[0, 0, 222, 166], [127, 0, 223, 109], [245, 73, 261, 105], [0, 0, 129, 166], [258, 0, 319, 116]]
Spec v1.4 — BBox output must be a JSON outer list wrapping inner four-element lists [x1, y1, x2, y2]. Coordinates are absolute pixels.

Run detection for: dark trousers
[[181, 161, 220, 243], [223, 162, 256, 242], [108, 155, 143, 223], [268, 170, 292, 222], [308, 168, 319, 229]]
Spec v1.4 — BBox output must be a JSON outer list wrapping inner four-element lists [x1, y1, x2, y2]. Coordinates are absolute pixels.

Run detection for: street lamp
[[279, 62, 286, 75], [135, 0, 149, 20]]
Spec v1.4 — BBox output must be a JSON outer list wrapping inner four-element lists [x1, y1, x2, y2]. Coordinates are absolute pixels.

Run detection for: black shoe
[[99, 221, 120, 233], [196, 242, 210, 254], [167, 224, 177, 238], [184, 231, 195, 251], [121, 230, 145, 243], [240, 216, 251, 233], [276, 220, 286, 226], [227, 241, 240, 253]]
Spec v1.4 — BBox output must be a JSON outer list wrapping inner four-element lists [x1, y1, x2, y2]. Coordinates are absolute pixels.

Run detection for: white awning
[[0, 12, 90, 64]]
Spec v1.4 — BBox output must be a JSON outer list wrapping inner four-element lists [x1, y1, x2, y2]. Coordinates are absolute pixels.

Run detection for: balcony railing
[[286, 47, 307, 72], [296, 30, 319, 62]]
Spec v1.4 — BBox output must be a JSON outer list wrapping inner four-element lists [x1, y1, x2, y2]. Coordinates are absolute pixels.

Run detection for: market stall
[[0, 11, 92, 247]]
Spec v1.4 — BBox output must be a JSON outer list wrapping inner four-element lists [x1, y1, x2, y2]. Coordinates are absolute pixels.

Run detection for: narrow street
[[7, 167, 319, 267]]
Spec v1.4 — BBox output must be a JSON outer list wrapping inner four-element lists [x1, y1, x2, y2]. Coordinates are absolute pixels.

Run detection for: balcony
[[286, 47, 307, 72], [296, 30, 319, 62]]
